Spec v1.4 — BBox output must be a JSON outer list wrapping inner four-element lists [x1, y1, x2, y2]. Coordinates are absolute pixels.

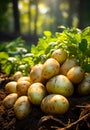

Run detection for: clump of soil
[[0, 73, 90, 130]]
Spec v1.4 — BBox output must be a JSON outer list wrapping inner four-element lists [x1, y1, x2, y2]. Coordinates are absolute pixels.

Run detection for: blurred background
[[0, 0, 90, 43]]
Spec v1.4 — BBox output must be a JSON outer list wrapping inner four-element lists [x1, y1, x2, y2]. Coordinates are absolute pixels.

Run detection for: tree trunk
[[28, 0, 31, 34], [34, 0, 38, 35], [67, 0, 74, 27], [78, 0, 90, 29], [78, 0, 84, 29], [12, 0, 20, 35]]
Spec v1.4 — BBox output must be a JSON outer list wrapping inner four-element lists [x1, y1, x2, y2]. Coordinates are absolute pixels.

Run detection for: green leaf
[[31, 44, 37, 54], [85, 48, 90, 57], [68, 45, 77, 56], [79, 39, 87, 52], [83, 64, 90, 72], [2, 61, 12, 75], [45, 42, 57, 54], [82, 27, 90, 43], [0, 52, 9, 59], [6, 37, 25, 49], [0, 42, 8, 51], [43, 31, 52, 37], [82, 26, 90, 37]]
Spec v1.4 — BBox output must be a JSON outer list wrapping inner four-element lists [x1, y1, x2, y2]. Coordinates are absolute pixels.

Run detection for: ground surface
[[0, 73, 90, 130]]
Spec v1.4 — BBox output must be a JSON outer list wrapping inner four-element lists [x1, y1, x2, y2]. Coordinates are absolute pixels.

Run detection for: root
[[56, 112, 90, 130], [38, 104, 90, 130]]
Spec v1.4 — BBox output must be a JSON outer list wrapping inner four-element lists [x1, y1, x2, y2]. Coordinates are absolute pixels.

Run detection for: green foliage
[[30, 26, 90, 72], [0, 26, 90, 75], [0, 37, 33, 75]]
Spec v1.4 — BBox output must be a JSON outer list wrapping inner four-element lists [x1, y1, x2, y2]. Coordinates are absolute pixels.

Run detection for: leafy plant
[[30, 26, 90, 72], [0, 37, 34, 75], [0, 26, 90, 75]]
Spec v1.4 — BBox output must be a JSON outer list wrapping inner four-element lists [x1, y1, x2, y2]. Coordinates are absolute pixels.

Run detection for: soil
[[0, 73, 90, 130]]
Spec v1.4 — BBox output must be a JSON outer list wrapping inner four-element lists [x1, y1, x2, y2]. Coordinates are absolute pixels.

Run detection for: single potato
[[3, 93, 18, 109], [41, 94, 69, 115], [16, 80, 31, 96], [67, 66, 85, 84], [12, 71, 22, 81], [14, 96, 31, 120], [42, 58, 60, 79], [30, 64, 45, 83], [28, 82, 47, 105], [5, 81, 17, 94], [46, 75, 74, 97], [51, 49, 67, 64], [17, 76, 31, 83], [77, 73, 90, 95]]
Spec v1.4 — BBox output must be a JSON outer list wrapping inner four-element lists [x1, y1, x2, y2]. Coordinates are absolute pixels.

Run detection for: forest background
[[0, 0, 90, 44]]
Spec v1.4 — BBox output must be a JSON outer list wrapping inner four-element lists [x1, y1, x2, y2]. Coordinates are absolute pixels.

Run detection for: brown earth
[[0, 73, 90, 130]]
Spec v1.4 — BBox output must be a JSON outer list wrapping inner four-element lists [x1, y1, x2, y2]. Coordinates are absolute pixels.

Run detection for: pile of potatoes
[[3, 49, 90, 120]]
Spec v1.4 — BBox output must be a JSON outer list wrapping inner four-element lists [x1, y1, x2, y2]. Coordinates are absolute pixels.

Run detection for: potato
[[12, 71, 22, 81], [51, 49, 67, 64], [67, 66, 85, 84], [14, 96, 31, 120], [42, 58, 60, 79], [41, 94, 69, 114], [3, 93, 18, 109], [17, 76, 31, 83], [28, 82, 47, 105], [77, 73, 90, 95], [30, 64, 45, 83], [46, 75, 74, 97], [60, 58, 79, 75], [16, 81, 31, 96], [5, 81, 17, 94]]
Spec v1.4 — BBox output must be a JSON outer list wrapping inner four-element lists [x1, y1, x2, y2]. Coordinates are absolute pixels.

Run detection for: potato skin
[[77, 74, 90, 95], [14, 96, 31, 120], [42, 58, 60, 79], [28, 82, 47, 105], [16, 81, 31, 96], [17, 76, 31, 83], [67, 66, 85, 84], [60, 58, 78, 75], [30, 64, 45, 83], [41, 94, 69, 114], [12, 71, 22, 81], [51, 49, 67, 64], [3, 93, 18, 109], [5, 81, 17, 94], [46, 75, 74, 97]]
